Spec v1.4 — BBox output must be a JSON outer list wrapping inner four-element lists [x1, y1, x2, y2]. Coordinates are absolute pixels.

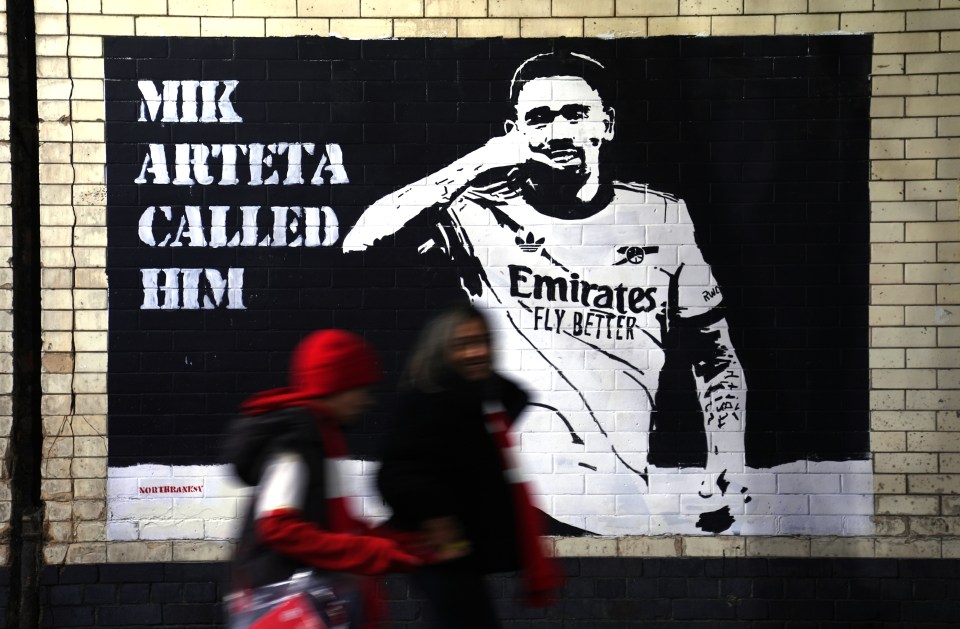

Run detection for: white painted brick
[[678, 492, 746, 516], [778, 473, 840, 494], [733, 516, 778, 536], [554, 494, 614, 516], [615, 493, 680, 515], [744, 494, 809, 515], [203, 476, 253, 498], [107, 521, 138, 541], [737, 471, 779, 494], [528, 473, 584, 494], [204, 519, 243, 540], [519, 432, 586, 452], [517, 452, 554, 474], [810, 494, 873, 516], [140, 519, 205, 540], [841, 517, 877, 536], [779, 516, 844, 536], [108, 498, 173, 520], [589, 515, 653, 534], [647, 472, 706, 497], [170, 498, 238, 519]]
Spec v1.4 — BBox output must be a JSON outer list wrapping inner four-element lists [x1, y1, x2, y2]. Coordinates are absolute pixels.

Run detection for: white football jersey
[[438, 181, 724, 533]]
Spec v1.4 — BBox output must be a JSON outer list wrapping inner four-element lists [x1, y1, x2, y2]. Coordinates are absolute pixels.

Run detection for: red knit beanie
[[289, 329, 382, 398]]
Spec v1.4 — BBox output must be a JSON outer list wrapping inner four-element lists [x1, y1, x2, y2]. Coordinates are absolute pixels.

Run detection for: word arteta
[[134, 79, 347, 311], [134, 141, 349, 187]]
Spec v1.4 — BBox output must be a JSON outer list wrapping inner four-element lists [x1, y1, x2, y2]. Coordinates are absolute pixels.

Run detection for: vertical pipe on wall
[[5, 0, 43, 627]]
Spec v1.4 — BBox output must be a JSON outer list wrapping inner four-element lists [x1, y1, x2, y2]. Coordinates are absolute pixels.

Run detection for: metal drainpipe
[[6, 0, 44, 626]]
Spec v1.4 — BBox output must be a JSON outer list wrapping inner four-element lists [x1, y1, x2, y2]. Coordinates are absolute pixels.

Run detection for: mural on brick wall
[[104, 36, 873, 539]]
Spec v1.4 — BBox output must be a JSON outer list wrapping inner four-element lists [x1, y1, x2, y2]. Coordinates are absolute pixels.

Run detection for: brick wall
[[11, 0, 960, 570], [0, 4, 11, 567], [34, 0, 109, 565], [23, 558, 960, 627]]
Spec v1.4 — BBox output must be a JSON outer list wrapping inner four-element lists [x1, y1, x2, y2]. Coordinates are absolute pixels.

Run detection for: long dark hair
[[400, 302, 489, 392]]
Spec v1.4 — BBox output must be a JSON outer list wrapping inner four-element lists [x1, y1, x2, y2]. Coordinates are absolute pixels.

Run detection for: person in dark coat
[[377, 303, 562, 629], [224, 329, 421, 629]]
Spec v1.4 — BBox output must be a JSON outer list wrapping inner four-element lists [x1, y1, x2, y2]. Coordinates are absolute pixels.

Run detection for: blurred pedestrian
[[224, 329, 421, 629], [377, 303, 562, 629]]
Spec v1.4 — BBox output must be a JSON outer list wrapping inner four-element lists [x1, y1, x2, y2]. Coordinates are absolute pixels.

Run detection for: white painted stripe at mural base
[[107, 461, 386, 542], [107, 459, 874, 541]]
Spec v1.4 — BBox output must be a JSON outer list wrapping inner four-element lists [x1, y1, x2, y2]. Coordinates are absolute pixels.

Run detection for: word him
[[141, 268, 245, 310]]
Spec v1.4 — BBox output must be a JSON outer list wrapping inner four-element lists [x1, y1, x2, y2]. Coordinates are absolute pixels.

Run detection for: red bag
[[248, 593, 328, 629], [227, 571, 358, 629]]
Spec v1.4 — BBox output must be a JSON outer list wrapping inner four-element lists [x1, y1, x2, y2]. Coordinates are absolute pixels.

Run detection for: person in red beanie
[[224, 329, 422, 629]]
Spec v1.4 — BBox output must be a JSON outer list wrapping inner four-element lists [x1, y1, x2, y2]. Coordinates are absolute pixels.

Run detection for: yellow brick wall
[[0, 6, 10, 567], [35, 0, 109, 565], [25, 2, 960, 563]]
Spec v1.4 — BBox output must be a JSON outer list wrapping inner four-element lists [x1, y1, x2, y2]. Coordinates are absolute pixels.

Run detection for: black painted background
[[104, 36, 871, 468]]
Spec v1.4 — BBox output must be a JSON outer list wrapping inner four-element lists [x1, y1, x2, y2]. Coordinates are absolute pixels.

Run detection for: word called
[[139, 205, 339, 248]]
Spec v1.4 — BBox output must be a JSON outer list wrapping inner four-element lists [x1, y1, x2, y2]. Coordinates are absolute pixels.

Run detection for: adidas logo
[[516, 231, 545, 252]]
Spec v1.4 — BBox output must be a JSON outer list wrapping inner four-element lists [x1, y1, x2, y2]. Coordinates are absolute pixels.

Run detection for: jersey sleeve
[[674, 199, 723, 318]]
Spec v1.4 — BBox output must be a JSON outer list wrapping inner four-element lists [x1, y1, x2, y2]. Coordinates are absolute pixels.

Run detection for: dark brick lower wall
[[3, 558, 958, 627]]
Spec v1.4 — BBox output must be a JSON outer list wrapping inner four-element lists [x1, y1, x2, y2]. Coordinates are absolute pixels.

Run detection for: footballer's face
[[508, 76, 614, 176]]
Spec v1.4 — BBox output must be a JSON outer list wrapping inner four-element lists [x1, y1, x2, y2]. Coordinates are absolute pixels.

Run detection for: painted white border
[[107, 459, 874, 541]]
